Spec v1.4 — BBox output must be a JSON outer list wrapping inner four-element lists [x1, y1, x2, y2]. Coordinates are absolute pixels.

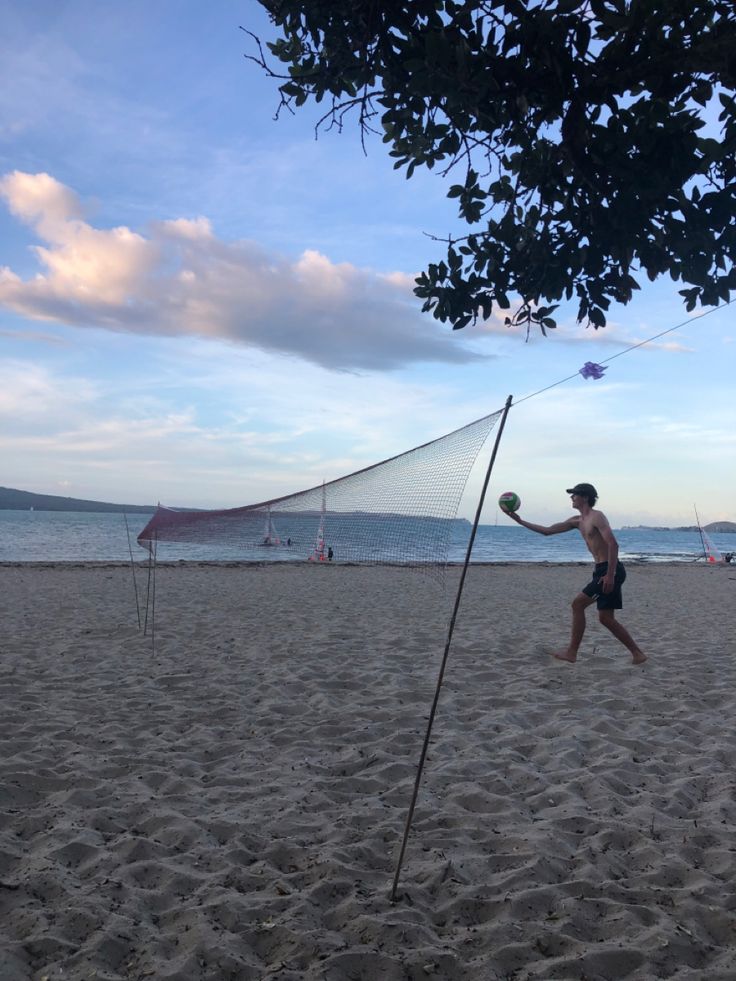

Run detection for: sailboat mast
[[318, 480, 326, 558], [694, 504, 707, 562]]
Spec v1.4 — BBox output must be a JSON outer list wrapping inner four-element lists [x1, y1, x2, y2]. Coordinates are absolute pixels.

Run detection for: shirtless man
[[505, 483, 646, 665]]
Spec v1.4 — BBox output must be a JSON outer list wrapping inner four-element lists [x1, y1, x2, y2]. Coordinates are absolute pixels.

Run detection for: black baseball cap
[[566, 483, 597, 497]]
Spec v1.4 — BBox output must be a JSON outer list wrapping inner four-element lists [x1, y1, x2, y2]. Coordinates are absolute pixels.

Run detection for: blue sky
[[1, 0, 734, 527]]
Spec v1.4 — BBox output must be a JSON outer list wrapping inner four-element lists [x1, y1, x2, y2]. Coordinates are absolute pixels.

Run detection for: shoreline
[[0, 556, 715, 569]]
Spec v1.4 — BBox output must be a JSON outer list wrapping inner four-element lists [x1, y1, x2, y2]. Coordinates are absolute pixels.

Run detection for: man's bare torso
[[574, 508, 611, 563]]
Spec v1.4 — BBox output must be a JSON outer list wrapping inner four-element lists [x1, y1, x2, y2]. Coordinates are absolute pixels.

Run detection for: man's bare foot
[[548, 649, 577, 663], [632, 651, 647, 665]]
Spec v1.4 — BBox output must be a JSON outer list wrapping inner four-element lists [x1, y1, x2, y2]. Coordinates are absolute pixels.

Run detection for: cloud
[[0, 358, 100, 436], [0, 171, 485, 372], [1, 170, 84, 233], [0, 344, 501, 509], [0, 327, 68, 346]]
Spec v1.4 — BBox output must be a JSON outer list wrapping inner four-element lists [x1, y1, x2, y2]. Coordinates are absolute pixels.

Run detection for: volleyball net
[[137, 407, 504, 576]]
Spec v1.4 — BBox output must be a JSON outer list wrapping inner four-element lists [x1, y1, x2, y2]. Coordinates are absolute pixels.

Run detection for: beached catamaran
[[308, 482, 327, 562], [694, 505, 724, 564], [259, 506, 281, 547]]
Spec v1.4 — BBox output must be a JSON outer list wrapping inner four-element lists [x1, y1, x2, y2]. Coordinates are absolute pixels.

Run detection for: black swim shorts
[[582, 561, 626, 610]]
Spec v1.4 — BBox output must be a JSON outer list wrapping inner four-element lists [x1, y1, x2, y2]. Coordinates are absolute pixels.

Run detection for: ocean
[[1, 509, 733, 565]]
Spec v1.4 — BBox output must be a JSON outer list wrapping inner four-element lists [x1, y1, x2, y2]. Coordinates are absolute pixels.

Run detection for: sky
[[1, 0, 734, 528]]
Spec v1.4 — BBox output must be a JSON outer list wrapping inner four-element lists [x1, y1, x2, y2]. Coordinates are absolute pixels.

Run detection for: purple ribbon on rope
[[579, 361, 607, 380]]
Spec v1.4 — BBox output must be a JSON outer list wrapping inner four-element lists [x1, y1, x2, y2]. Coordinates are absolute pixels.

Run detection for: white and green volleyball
[[498, 491, 521, 513]]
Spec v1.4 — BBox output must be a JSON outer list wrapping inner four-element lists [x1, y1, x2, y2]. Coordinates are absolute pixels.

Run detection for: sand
[[1, 560, 735, 980]]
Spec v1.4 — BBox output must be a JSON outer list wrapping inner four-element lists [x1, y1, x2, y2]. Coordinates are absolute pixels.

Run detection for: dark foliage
[[248, 0, 736, 334]]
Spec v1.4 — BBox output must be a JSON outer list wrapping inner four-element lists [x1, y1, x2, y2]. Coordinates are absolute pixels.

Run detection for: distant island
[[621, 522, 736, 534], [0, 486, 155, 514]]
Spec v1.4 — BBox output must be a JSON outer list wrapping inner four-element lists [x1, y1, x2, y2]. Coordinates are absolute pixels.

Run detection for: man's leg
[[550, 593, 596, 663], [598, 609, 647, 664]]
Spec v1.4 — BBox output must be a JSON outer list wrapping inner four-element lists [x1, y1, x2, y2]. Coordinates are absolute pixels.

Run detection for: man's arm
[[505, 511, 578, 536]]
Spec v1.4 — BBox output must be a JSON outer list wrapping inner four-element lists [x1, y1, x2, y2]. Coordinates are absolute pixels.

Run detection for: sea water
[[0, 510, 732, 565]]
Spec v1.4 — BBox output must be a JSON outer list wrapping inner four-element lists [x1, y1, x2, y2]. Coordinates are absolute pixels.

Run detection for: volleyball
[[498, 491, 521, 513]]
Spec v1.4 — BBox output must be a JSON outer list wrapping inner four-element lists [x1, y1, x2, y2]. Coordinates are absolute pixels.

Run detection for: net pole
[[150, 533, 157, 655], [123, 514, 141, 629], [390, 395, 513, 903]]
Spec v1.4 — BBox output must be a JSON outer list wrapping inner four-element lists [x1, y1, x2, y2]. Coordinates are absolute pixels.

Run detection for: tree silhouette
[[247, 1, 736, 334]]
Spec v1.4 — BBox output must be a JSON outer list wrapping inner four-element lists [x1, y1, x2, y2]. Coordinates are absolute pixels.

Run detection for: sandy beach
[[1, 560, 735, 980]]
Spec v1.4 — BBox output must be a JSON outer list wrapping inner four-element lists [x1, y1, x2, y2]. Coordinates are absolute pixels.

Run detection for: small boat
[[695, 505, 724, 564], [258, 508, 281, 547], [308, 481, 327, 561]]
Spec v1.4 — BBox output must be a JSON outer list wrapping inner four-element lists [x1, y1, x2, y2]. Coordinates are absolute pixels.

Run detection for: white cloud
[[1, 170, 84, 235], [0, 171, 485, 371], [0, 327, 68, 346], [489, 378, 736, 525], [0, 342, 501, 508], [0, 358, 98, 422]]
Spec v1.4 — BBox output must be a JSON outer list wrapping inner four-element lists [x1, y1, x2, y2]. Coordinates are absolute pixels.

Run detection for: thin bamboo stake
[[150, 533, 157, 655], [143, 542, 153, 636], [123, 513, 141, 629]]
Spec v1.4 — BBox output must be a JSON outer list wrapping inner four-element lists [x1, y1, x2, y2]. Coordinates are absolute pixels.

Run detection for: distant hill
[[622, 522, 736, 534], [0, 486, 155, 514], [704, 521, 736, 534]]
